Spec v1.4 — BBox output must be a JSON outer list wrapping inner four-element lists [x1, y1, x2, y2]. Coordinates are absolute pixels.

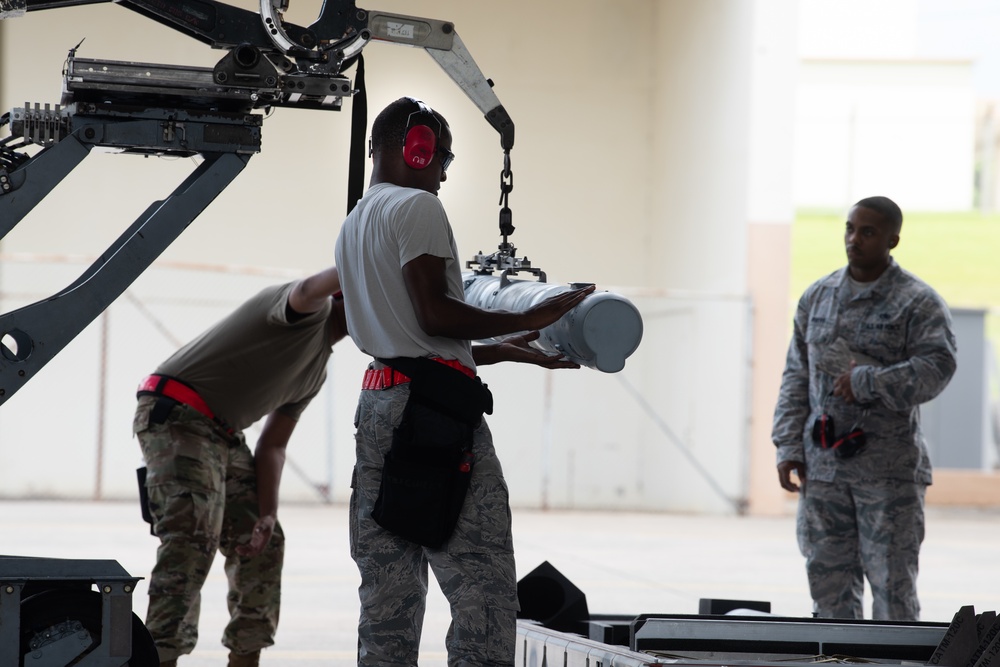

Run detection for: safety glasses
[[438, 146, 455, 172]]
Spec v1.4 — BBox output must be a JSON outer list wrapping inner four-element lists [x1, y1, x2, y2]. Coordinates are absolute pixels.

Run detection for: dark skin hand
[[777, 459, 806, 493], [832, 361, 857, 404], [473, 330, 581, 368], [235, 410, 295, 557], [833, 371, 855, 403], [833, 361, 857, 403]]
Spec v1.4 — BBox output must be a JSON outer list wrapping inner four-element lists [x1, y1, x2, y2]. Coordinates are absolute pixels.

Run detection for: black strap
[[148, 396, 178, 425], [136, 466, 155, 535], [347, 54, 367, 215]]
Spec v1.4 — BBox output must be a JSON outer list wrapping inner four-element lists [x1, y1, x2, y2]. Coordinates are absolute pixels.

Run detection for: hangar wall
[[0, 0, 796, 514]]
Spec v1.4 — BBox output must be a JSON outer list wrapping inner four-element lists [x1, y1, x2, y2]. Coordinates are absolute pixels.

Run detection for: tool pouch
[[371, 357, 492, 548], [136, 466, 155, 536]]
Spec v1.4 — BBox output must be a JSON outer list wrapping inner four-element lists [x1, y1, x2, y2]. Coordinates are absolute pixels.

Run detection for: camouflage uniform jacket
[[772, 259, 957, 484]]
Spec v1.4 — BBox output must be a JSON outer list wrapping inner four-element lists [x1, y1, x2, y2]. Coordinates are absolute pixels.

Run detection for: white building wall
[[793, 0, 976, 212], [794, 59, 975, 211]]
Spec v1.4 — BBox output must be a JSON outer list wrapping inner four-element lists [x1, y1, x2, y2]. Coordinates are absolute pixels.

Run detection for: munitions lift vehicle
[[0, 0, 516, 662]]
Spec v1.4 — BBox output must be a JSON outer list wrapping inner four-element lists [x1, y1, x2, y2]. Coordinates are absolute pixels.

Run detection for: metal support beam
[[632, 615, 949, 662], [0, 134, 91, 239], [0, 151, 251, 405]]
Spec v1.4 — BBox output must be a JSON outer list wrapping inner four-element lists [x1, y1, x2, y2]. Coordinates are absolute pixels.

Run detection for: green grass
[[792, 209, 1000, 395]]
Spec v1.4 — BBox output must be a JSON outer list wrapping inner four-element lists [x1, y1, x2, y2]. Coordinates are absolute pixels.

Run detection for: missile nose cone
[[576, 294, 643, 373]]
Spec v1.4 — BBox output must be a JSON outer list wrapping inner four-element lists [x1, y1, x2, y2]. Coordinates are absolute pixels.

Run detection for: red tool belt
[[137, 374, 237, 437], [137, 374, 218, 422], [362, 358, 474, 390]]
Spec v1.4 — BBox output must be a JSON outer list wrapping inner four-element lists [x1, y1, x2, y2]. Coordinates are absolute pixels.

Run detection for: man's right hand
[[524, 284, 596, 330], [236, 514, 276, 558], [777, 460, 806, 493]]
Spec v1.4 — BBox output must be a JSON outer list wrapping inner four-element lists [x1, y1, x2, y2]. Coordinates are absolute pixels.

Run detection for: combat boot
[[227, 650, 260, 667]]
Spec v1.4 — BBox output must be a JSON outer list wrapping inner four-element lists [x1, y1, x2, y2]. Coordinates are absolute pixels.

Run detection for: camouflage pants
[[349, 384, 518, 667], [797, 477, 925, 621], [134, 395, 284, 662]]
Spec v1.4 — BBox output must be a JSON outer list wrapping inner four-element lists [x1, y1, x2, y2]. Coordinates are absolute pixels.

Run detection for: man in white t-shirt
[[335, 97, 593, 666]]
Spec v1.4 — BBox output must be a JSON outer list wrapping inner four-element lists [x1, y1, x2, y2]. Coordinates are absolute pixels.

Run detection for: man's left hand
[[832, 361, 857, 404], [496, 331, 581, 369]]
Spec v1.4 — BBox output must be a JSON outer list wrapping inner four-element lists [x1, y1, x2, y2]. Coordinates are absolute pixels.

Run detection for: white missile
[[463, 272, 643, 373]]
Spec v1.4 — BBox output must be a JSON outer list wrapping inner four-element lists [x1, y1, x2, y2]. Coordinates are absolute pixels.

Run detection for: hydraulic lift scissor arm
[[0, 0, 513, 407]]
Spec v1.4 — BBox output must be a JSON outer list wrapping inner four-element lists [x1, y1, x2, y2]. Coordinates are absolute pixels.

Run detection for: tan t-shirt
[[156, 282, 333, 431]]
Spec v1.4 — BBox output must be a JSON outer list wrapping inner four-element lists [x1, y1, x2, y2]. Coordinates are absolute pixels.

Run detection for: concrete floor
[[2, 500, 998, 666]]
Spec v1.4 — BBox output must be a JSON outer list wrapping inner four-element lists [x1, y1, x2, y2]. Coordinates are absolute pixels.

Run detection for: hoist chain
[[498, 150, 514, 241]]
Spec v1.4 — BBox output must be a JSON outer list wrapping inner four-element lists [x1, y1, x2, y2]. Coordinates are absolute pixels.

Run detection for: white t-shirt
[[335, 182, 475, 370]]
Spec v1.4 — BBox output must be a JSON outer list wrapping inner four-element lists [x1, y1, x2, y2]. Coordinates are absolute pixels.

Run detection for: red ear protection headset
[[401, 97, 441, 170], [811, 396, 869, 459]]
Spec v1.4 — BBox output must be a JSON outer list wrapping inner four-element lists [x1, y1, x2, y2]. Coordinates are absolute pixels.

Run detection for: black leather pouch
[[370, 357, 490, 548]]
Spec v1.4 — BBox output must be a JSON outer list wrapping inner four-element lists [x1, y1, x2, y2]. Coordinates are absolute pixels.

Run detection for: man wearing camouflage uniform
[[772, 196, 957, 621], [133, 266, 347, 667], [334, 97, 592, 666]]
